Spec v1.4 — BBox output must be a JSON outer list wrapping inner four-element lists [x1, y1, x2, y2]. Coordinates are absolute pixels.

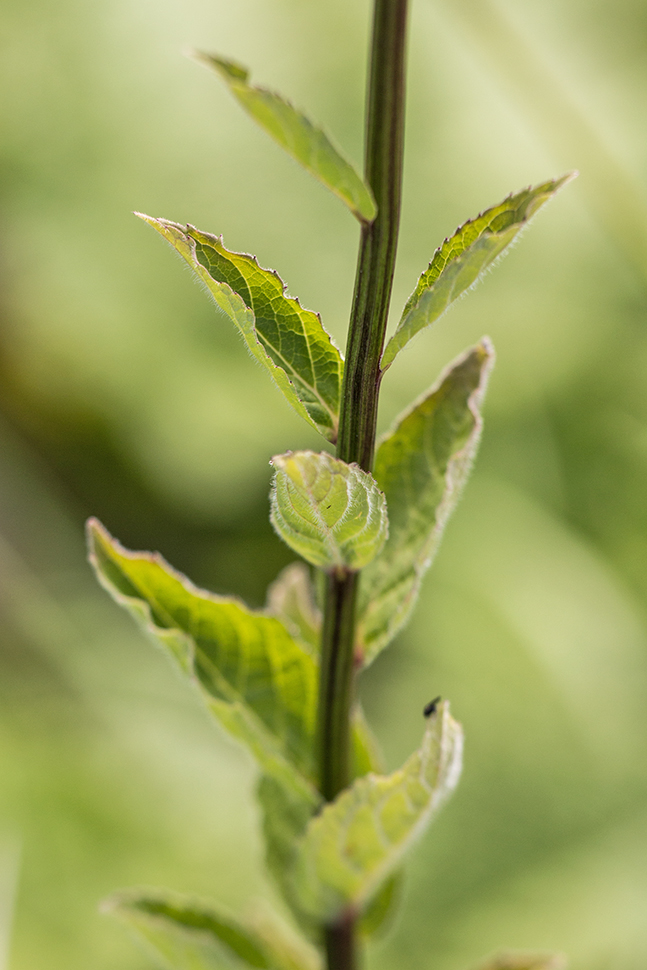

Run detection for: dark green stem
[[318, 570, 360, 802], [337, 0, 409, 471], [317, 2, 409, 969]]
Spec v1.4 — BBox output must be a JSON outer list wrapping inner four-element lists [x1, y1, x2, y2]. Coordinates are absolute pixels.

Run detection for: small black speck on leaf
[[423, 696, 441, 718]]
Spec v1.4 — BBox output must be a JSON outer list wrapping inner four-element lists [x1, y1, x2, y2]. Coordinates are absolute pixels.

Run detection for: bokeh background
[[1, 0, 647, 968]]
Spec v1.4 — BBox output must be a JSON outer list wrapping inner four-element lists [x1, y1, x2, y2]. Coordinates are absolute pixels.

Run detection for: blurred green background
[[1, 0, 647, 968]]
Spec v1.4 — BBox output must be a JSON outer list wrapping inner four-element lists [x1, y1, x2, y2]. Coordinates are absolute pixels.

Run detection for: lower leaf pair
[[88, 521, 461, 937], [107, 889, 564, 970]]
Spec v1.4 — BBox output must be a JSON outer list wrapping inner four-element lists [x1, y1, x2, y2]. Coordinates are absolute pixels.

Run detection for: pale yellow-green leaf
[[258, 703, 383, 922], [136, 215, 343, 443], [266, 562, 321, 656], [105, 889, 296, 970], [357, 341, 494, 663], [193, 53, 376, 224], [270, 451, 388, 572], [87, 519, 319, 808], [357, 872, 403, 938], [291, 702, 463, 922], [245, 903, 321, 970], [381, 175, 575, 369]]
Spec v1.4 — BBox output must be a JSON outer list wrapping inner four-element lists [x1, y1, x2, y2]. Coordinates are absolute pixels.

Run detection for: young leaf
[[474, 954, 567, 970], [192, 53, 377, 224], [291, 701, 463, 923], [266, 562, 321, 656], [357, 340, 494, 664], [137, 215, 343, 443], [381, 175, 574, 369], [270, 451, 388, 572], [105, 889, 277, 970], [87, 519, 319, 807]]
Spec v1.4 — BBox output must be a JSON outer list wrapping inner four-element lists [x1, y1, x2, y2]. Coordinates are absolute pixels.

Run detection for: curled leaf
[[270, 451, 388, 572], [291, 701, 463, 922]]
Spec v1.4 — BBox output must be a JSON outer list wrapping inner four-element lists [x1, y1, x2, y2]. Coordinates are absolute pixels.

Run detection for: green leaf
[[474, 954, 567, 970], [357, 872, 403, 938], [87, 519, 320, 807], [136, 215, 343, 443], [257, 703, 382, 923], [291, 701, 463, 922], [244, 904, 321, 970], [105, 889, 281, 970], [266, 562, 321, 656], [192, 53, 376, 224], [357, 340, 494, 664], [381, 175, 574, 369], [257, 774, 320, 928], [270, 451, 388, 572]]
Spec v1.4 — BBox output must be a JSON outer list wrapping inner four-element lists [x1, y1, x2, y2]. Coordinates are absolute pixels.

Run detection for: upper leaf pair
[[137, 175, 569, 444]]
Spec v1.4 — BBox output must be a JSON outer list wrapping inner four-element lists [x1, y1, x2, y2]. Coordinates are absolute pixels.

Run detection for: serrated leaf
[[87, 519, 319, 807], [266, 563, 321, 656], [381, 175, 574, 369], [137, 215, 343, 443], [291, 701, 463, 922], [357, 340, 494, 664], [193, 53, 376, 224], [474, 953, 567, 970], [105, 889, 276, 970], [270, 451, 388, 572]]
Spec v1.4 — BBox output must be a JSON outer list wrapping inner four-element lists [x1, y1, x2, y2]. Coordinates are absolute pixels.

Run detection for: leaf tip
[[191, 49, 249, 83], [85, 516, 107, 557], [133, 211, 158, 227]]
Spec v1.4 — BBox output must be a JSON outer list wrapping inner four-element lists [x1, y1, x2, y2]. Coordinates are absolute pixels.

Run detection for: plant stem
[[337, 0, 409, 472], [317, 1, 409, 968], [318, 570, 360, 802]]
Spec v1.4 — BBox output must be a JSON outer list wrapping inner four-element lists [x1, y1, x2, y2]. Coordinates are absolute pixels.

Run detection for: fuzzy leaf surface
[[357, 341, 494, 663], [291, 702, 463, 922], [270, 451, 388, 572], [266, 563, 321, 656], [194, 53, 376, 223], [381, 175, 574, 368], [105, 889, 301, 970], [475, 954, 567, 970], [87, 519, 319, 806], [137, 215, 343, 442]]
